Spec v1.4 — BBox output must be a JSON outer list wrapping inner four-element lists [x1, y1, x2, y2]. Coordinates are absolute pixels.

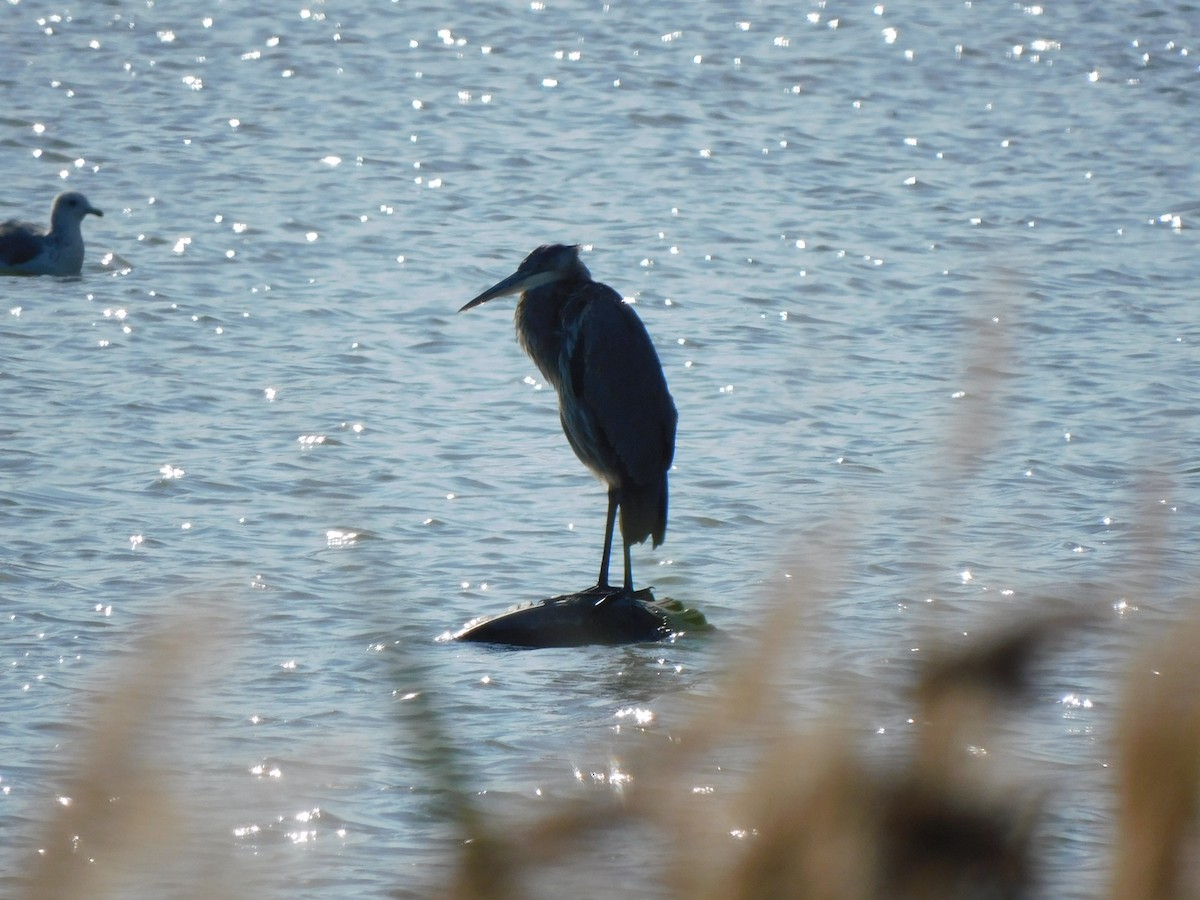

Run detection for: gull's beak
[[88, 206, 104, 218], [459, 268, 558, 312]]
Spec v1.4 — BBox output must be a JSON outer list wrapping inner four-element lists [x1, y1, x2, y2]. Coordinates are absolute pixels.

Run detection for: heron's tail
[[619, 474, 668, 548]]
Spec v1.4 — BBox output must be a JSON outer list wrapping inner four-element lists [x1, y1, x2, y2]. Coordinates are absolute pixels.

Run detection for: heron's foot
[[579, 582, 623, 606], [581, 583, 656, 609]]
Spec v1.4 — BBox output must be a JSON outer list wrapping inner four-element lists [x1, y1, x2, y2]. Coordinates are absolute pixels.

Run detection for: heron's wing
[[0, 221, 46, 267], [568, 283, 677, 486]]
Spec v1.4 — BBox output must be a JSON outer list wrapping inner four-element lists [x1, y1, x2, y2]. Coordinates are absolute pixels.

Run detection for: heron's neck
[[515, 284, 570, 390]]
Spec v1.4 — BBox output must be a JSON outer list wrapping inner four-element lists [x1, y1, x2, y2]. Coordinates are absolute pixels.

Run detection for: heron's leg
[[596, 487, 618, 589], [622, 538, 633, 594]]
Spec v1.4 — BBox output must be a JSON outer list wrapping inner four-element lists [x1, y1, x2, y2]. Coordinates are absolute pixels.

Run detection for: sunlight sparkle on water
[[598, 764, 631, 787], [615, 706, 654, 726], [1060, 693, 1093, 715], [326, 530, 359, 548]]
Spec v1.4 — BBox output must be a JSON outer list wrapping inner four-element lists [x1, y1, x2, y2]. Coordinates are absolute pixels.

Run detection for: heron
[[0, 191, 103, 276], [460, 244, 677, 597]]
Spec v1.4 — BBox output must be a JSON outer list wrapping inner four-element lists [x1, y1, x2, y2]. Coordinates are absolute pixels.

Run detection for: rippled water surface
[[2, 1, 1198, 896]]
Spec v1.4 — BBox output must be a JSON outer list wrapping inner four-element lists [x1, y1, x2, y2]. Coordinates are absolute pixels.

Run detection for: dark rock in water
[[446, 587, 681, 648]]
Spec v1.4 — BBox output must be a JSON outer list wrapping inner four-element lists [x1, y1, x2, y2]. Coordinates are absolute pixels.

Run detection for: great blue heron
[[0, 192, 103, 276], [460, 244, 677, 596]]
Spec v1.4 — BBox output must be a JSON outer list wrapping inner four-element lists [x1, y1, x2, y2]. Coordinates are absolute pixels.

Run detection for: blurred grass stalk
[[24, 621, 199, 900]]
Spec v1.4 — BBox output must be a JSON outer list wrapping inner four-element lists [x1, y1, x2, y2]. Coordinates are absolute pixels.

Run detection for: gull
[[0, 191, 104, 276]]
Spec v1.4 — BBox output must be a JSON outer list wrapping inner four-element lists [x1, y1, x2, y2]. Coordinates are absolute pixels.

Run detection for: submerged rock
[[446, 587, 707, 648]]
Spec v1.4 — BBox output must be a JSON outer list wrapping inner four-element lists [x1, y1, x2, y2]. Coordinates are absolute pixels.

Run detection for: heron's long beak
[[459, 269, 557, 312]]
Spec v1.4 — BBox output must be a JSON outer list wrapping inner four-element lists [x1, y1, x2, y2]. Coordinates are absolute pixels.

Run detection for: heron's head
[[460, 244, 590, 312], [51, 192, 104, 227]]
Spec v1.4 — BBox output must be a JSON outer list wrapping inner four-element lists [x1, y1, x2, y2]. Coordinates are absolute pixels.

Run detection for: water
[[2, 0, 1197, 896]]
